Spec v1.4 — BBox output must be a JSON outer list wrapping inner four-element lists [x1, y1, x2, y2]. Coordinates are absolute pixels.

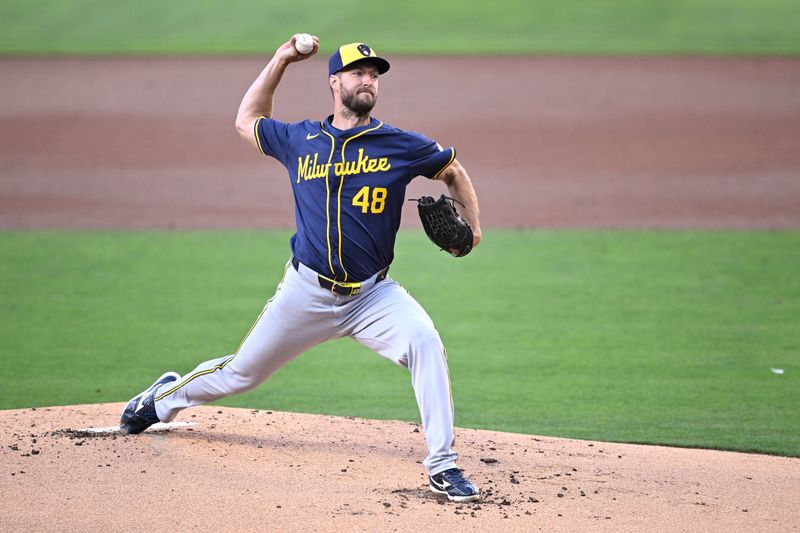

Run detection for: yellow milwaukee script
[[297, 148, 391, 183]]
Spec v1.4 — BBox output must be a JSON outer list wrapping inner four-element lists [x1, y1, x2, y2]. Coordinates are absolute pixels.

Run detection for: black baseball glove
[[412, 195, 474, 257]]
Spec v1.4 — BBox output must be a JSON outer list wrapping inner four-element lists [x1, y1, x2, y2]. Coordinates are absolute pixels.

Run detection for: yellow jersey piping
[[337, 120, 384, 281], [320, 124, 337, 277], [431, 147, 456, 180], [254, 116, 268, 155]]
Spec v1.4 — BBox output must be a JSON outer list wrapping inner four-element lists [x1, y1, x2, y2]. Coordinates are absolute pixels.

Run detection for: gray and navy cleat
[[119, 372, 180, 435], [429, 467, 481, 503]]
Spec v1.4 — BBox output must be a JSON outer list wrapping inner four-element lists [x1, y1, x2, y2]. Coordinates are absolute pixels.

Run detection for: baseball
[[294, 33, 314, 55]]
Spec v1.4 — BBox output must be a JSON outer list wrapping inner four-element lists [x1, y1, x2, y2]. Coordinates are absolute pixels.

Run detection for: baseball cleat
[[429, 467, 481, 503], [119, 371, 181, 435]]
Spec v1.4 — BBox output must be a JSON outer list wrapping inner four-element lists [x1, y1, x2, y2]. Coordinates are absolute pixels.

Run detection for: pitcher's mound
[[1, 404, 797, 531]]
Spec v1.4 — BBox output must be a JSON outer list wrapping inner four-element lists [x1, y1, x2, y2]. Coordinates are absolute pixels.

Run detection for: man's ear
[[329, 74, 340, 99]]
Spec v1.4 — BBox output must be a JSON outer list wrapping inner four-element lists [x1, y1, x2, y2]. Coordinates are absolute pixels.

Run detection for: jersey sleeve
[[254, 116, 291, 165], [406, 131, 456, 180]]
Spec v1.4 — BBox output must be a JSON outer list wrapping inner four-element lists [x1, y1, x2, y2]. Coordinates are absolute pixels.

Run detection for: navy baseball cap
[[328, 42, 390, 76]]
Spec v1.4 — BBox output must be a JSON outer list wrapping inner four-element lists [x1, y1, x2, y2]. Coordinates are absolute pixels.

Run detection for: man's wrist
[[270, 51, 292, 69]]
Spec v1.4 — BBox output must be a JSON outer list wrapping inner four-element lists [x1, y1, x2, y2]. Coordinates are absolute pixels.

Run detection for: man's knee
[[406, 322, 445, 365], [220, 362, 267, 394]]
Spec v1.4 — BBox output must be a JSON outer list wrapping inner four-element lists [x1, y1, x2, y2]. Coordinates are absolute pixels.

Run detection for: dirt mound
[[1, 404, 798, 531]]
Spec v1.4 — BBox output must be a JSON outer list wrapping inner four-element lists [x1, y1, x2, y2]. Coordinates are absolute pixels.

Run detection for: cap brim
[[343, 57, 390, 75]]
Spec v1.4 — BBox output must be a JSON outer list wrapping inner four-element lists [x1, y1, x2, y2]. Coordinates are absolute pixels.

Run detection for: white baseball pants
[[153, 259, 458, 475]]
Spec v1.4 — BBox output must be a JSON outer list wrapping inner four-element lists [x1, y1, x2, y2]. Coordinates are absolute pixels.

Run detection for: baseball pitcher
[[119, 34, 482, 503]]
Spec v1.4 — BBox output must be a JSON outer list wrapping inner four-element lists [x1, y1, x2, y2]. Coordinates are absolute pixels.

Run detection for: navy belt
[[291, 257, 388, 296]]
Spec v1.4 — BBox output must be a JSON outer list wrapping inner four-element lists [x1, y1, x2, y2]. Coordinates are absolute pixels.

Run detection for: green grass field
[[1, 230, 798, 456], [1, 0, 799, 55]]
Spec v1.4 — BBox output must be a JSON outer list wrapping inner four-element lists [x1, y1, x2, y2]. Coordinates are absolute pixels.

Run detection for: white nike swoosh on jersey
[[306, 133, 319, 140]]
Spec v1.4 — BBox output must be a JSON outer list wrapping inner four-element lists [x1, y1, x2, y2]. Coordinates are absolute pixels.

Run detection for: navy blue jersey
[[255, 115, 456, 281]]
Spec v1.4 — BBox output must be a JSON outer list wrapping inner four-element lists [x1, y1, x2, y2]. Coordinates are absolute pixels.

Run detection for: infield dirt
[[1, 56, 799, 531], [2, 405, 799, 532], [1, 56, 799, 229]]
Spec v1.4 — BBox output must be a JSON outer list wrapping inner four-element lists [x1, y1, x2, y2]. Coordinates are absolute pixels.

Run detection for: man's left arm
[[438, 158, 482, 249]]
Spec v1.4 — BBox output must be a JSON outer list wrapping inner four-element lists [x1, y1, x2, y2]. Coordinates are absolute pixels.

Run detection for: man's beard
[[341, 86, 377, 116]]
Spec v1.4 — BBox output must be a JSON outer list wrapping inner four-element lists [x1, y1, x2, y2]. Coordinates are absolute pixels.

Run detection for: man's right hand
[[274, 34, 320, 65], [235, 34, 320, 150]]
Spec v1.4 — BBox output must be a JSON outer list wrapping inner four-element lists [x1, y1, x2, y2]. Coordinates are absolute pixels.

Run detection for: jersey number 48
[[352, 186, 387, 214]]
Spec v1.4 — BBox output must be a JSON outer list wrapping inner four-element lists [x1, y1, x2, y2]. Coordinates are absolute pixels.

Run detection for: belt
[[291, 257, 388, 296]]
